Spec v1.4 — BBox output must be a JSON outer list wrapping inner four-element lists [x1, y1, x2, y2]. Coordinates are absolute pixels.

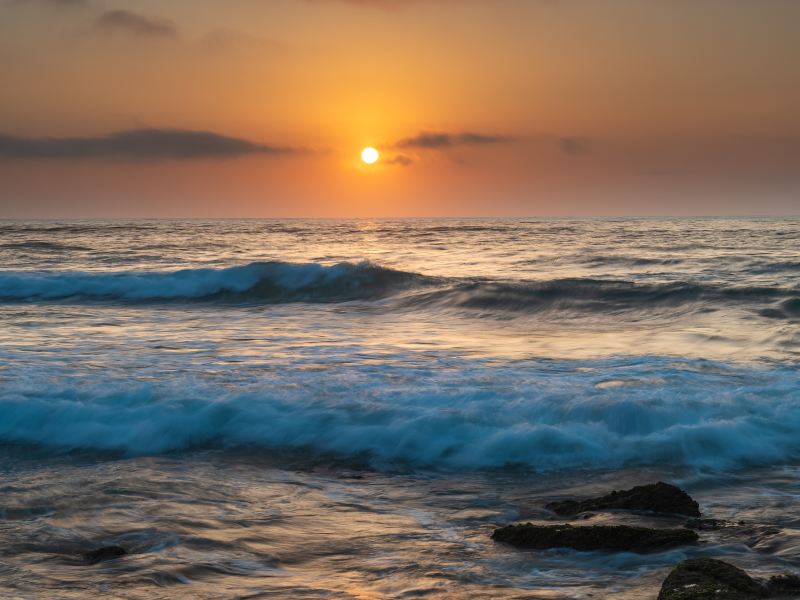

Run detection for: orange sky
[[0, 0, 798, 217]]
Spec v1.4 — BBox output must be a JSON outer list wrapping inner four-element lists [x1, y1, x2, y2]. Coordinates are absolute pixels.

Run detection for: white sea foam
[[1, 358, 796, 471]]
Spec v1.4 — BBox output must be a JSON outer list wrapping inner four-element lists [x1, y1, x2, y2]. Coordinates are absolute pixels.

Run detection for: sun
[[361, 147, 379, 164]]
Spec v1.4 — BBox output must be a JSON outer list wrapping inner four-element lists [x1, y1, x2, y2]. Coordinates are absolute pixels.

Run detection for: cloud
[[389, 130, 590, 163], [305, 0, 412, 9], [306, 0, 519, 10], [305, 0, 556, 11], [10, 0, 89, 8], [385, 154, 414, 166], [200, 27, 284, 52], [0, 128, 300, 160], [395, 131, 514, 149], [90, 9, 178, 38], [558, 136, 588, 155]]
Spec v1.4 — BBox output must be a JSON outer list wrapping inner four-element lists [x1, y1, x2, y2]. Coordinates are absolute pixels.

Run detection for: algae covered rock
[[491, 523, 698, 552], [546, 482, 700, 517], [657, 558, 766, 600]]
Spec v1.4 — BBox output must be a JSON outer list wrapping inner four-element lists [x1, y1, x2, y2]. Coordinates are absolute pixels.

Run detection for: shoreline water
[[3, 450, 800, 598], [0, 218, 797, 597]]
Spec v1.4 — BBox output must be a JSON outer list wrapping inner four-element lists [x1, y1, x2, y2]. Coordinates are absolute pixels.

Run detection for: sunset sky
[[0, 0, 798, 217]]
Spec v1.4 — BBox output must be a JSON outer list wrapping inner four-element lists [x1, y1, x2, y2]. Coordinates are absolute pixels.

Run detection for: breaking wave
[[0, 358, 798, 472], [0, 261, 795, 318], [0, 261, 431, 303], [403, 279, 790, 314]]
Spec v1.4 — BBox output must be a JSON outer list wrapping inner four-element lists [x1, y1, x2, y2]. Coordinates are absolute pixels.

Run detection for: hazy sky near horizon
[[0, 0, 798, 217]]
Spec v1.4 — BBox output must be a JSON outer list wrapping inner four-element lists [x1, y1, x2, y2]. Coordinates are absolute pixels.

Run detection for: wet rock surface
[[546, 482, 701, 517], [657, 558, 767, 600], [491, 523, 698, 552], [657, 558, 800, 599]]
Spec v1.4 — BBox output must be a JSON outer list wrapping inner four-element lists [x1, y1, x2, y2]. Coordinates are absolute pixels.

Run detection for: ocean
[[0, 218, 798, 598]]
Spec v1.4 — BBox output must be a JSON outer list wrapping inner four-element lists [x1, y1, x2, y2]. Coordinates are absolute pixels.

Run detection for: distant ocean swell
[[0, 359, 797, 471], [0, 261, 797, 317]]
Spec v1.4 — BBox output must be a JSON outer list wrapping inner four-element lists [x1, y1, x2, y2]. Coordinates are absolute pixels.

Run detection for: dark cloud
[[0, 128, 299, 160], [395, 131, 514, 149], [91, 9, 178, 38]]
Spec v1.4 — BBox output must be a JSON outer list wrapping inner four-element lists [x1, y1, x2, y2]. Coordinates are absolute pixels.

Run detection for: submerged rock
[[684, 518, 731, 531], [767, 574, 800, 595], [657, 558, 767, 600], [83, 546, 127, 565], [491, 523, 698, 552], [546, 482, 701, 517]]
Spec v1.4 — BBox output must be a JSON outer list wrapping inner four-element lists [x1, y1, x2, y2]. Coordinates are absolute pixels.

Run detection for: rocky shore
[[491, 482, 800, 599]]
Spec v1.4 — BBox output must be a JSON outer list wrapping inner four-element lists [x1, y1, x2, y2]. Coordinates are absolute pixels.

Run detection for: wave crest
[[0, 359, 797, 472], [0, 261, 430, 303], [406, 279, 792, 315], [0, 262, 795, 318]]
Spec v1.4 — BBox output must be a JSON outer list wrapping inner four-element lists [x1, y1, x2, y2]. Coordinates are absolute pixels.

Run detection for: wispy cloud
[[304, 0, 556, 11], [0, 128, 300, 160], [394, 131, 591, 157], [304, 0, 413, 10], [9, 0, 90, 8], [200, 27, 284, 52], [385, 154, 414, 166], [90, 9, 178, 38], [395, 131, 514, 149]]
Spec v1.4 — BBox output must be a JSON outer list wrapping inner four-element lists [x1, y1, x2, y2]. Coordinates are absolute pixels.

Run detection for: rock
[[546, 482, 701, 517], [657, 558, 766, 600], [658, 559, 800, 599], [491, 523, 698, 552], [83, 546, 127, 565], [767, 574, 800, 595]]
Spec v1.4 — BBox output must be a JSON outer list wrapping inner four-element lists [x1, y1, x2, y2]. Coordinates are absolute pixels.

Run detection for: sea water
[[0, 218, 798, 598]]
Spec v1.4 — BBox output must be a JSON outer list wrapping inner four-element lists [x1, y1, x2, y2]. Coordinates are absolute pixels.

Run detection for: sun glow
[[361, 147, 379, 164]]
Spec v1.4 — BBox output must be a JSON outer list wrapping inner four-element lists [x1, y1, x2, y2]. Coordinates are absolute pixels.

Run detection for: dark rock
[[767, 574, 800, 595], [657, 558, 766, 600], [83, 546, 127, 565], [546, 482, 701, 517], [491, 523, 698, 552]]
